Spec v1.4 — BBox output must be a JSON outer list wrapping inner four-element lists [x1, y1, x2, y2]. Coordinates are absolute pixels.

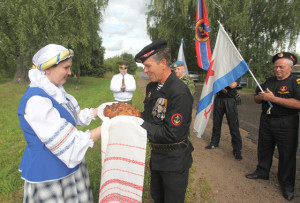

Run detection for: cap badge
[[291, 55, 295, 61], [119, 65, 128, 68], [278, 53, 283, 57], [142, 50, 154, 58]]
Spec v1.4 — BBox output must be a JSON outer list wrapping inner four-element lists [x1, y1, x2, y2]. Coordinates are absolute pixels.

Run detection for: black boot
[[205, 144, 218, 149], [245, 169, 269, 180], [281, 186, 294, 201]]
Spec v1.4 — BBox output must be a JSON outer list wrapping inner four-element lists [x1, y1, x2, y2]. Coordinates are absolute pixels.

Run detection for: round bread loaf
[[103, 103, 141, 119]]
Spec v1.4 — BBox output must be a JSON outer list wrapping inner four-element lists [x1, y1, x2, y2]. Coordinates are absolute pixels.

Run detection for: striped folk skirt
[[23, 159, 93, 203]]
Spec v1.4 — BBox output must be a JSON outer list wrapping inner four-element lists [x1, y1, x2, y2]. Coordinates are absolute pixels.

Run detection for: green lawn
[[0, 75, 146, 202], [0, 74, 200, 203]]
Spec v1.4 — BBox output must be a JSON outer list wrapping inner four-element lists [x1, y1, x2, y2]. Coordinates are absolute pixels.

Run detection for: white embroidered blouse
[[24, 69, 95, 168]]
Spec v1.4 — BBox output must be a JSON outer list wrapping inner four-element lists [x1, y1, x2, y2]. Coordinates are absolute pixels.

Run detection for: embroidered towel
[[98, 115, 147, 203]]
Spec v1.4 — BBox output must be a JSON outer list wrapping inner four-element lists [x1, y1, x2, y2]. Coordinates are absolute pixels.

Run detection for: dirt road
[[137, 73, 300, 202]]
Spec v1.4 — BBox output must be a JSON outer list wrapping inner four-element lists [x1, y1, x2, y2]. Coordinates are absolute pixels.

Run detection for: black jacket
[[257, 74, 300, 116], [142, 72, 194, 171]]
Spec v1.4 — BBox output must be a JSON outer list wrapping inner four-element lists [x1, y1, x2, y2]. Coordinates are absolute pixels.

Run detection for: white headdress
[[32, 44, 74, 71]]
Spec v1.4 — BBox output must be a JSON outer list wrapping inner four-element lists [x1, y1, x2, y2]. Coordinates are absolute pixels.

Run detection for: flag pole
[[247, 68, 264, 92], [247, 62, 273, 112]]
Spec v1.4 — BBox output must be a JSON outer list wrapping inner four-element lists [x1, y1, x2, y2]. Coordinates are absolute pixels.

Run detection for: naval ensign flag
[[193, 24, 249, 138]]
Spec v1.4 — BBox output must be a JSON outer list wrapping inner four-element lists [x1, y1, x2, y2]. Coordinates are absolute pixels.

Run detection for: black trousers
[[210, 96, 242, 154], [256, 113, 299, 191], [150, 169, 189, 203]]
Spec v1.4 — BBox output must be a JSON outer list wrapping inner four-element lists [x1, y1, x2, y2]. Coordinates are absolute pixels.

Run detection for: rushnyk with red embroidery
[[98, 116, 147, 203]]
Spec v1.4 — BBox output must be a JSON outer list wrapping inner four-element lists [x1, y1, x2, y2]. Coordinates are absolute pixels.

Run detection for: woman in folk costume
[[17, 44, 101, 203]]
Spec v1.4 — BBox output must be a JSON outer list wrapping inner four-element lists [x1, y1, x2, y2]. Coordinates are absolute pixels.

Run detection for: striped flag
[[195, 0, 212, 71], [193, 24, 249, 138], [177, 38, 189, 75]]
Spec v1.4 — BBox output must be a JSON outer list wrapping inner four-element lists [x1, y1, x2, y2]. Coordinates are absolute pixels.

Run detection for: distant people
[[17, 44, 102, 202], [205, 80, 243, 160], [110, 60, 136, 104], [171, 61, 195, 95], [246, 52, 299, 201], [135, 39, 194, 203]]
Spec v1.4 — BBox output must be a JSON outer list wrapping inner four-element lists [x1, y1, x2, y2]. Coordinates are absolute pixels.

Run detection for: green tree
[[0, 0, 109, 83], [81, 40, 106, 78], [147, 0, 199, 73], [146, 0, 300, 78], [120, 53, 138, 75], [104, 53, 138, 75], [104, 56, 123, 74], [207, 0, 299, 77]]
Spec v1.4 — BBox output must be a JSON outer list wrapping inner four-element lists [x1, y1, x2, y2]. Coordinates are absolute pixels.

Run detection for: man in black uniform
[[135, 39, 194, 203], [246, 52, 300, 201], [205, 80, 243, 160]]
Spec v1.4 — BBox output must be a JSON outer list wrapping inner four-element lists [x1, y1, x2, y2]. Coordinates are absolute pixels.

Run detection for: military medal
[[152, 98, 167, 120]]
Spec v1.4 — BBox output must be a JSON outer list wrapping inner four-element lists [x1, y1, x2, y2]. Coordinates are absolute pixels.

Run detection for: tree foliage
[[81, 42, 106, 78], [146, 0, 300, 77], [147, 0, 199, 72], [119, 53, 138, 75], [104, 53, 138, 75], [0, 0, 109, 83]]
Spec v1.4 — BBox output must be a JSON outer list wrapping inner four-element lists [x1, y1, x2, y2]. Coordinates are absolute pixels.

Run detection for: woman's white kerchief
[[32, 44, 74, 71]]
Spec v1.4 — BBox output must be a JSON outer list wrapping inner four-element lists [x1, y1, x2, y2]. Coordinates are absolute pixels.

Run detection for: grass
[[0, 74, 206, 203], [0, 75, 148, 203], [185, 167, 197, 202], [0, 82, 30, 202], [198, 176, 213, 202]]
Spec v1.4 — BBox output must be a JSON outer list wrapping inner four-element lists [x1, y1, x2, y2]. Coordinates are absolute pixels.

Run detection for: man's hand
[[255, 87, 300, 109], [221, 88, 228, 93], [257, 88, 275, 102], [121, 85, 126, 92]]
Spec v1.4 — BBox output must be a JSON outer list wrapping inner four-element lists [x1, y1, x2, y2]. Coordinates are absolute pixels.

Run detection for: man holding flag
[[193, 23, 249, 139], [246, 52, 299, 201], [205, 80, 243, 160]]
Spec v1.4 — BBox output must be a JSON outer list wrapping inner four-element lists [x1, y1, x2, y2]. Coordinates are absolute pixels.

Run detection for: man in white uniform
[[110, 60, 136, 104]]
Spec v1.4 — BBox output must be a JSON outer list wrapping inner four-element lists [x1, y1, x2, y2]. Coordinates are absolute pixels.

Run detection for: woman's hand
[[90, 126, 101, 141], [92, 108, 98, 118]]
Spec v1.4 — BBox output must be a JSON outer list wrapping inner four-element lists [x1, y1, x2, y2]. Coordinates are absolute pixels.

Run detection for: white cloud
[[100, 0, 152, 59], [296, 37, 300, 55], [100, 0, 300, 60]]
